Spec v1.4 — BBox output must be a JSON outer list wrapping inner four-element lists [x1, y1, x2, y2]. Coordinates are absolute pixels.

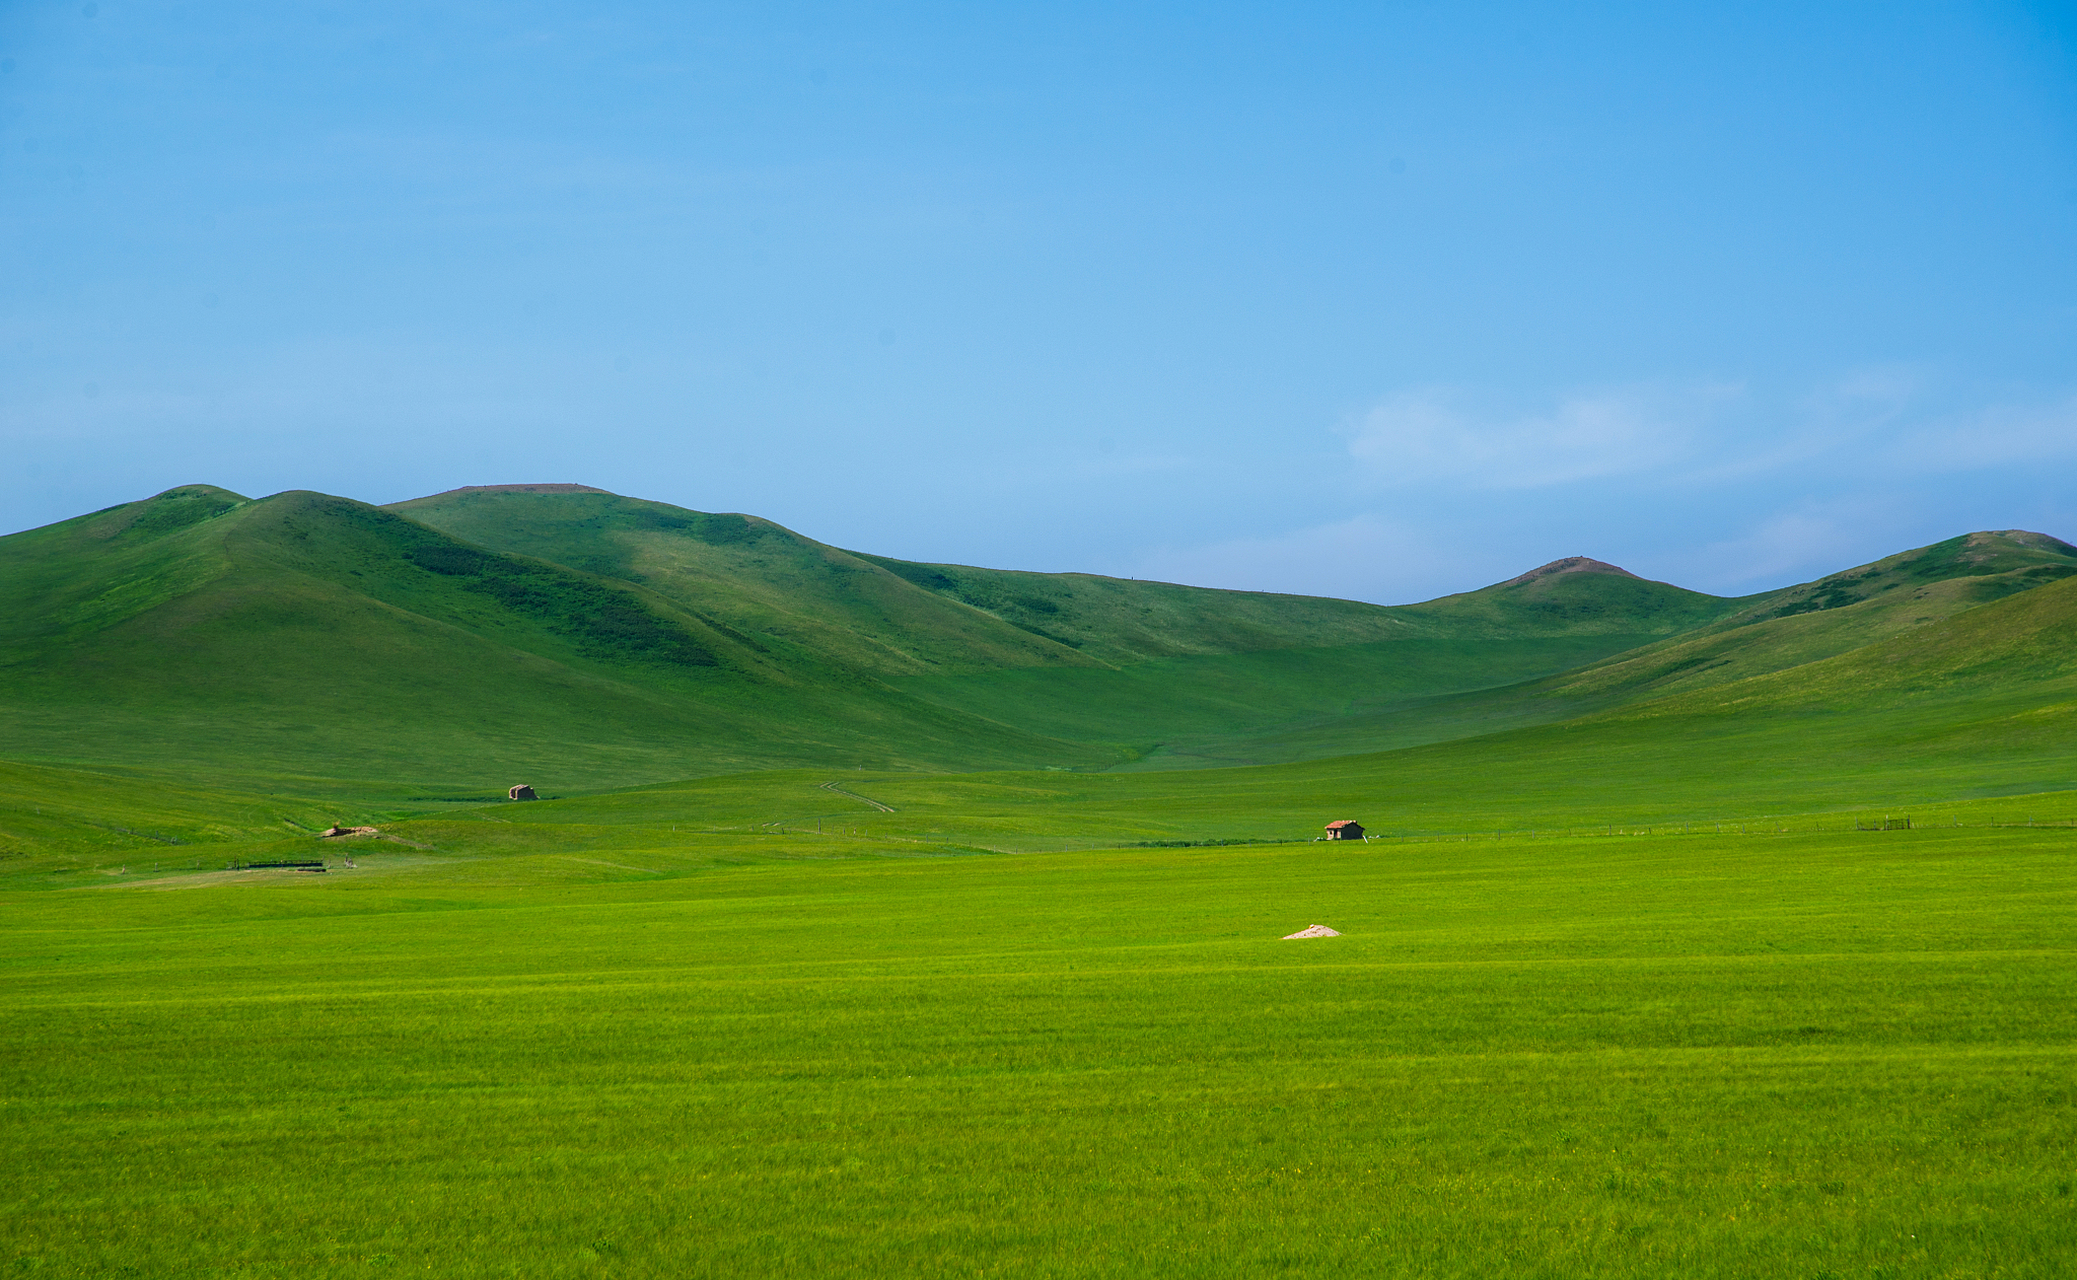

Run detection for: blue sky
[[3, 1, 2074, 602]]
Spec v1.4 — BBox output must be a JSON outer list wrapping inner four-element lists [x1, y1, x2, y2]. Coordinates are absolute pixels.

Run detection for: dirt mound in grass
[[320, 825, 379, 838], [1282, 924, 1341, 939]]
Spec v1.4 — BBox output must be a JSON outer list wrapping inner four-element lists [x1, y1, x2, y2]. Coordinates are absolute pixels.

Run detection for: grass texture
[[3, 818, 2072, 1278]]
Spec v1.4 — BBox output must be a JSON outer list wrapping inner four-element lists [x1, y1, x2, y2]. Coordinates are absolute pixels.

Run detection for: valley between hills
[[3, 481, 2074, 816]]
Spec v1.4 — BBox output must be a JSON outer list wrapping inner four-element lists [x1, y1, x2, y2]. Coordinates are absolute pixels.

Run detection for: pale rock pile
[[1282, 924, 1341, 939]]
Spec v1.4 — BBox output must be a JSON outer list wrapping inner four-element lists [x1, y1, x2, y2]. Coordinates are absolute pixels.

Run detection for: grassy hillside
[[21, 484, 1696, 788], [0, 487, 1099, 789], [8, 568, 2072, 874], [1104, 530, 2077, 769], [401, 488, 2073, 778], [399, 484, 1621, 671], [1389, 553, 1739, 637], [1543, 530, 2077, 704], [423, 568, 2072, 856], [850, 553, 1412, 664], [389, 485, 1759, 770], [902, 570, 2077, 843], [386, 485, 1100, 676], [4, 483, 2074, 802]]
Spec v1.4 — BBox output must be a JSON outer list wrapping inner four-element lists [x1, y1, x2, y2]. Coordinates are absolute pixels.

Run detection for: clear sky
[[4, 1, 2074, 602]]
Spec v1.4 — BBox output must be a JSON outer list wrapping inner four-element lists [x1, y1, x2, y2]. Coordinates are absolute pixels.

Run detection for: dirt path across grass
[[820, 780, 895, 812]]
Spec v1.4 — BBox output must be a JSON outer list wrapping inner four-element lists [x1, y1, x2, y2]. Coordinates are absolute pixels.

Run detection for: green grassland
[[4, 486, 2077, 1276], [4, 817, 2073, 1277]]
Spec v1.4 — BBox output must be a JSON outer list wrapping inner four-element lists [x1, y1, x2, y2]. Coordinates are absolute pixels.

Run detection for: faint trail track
[[821, 780, 895, 812]]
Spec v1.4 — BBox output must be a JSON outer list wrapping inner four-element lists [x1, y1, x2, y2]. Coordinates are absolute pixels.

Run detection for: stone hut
[[1324, 819, 1364, 841], [508, 784, 538, 801]]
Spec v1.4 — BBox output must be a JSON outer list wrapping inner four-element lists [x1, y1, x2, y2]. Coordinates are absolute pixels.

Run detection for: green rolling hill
[[0, 485, 1083, 788], [1, 481, 2072, 822], [389, 484, 1753, 769], [1130, 528, 2077, 770]]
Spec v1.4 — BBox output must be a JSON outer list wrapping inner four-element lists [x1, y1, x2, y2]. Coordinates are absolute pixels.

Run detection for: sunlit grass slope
[[442, 570, 2074, 852], [1106, 530, 2077, 769], [1507, 530, 2077, 711], [886, 557, 1751, 767], [392, 492, 2077, 775], [4, 822, 2071, 1277], [18, 562, 2043, 873], [389, 484, 1426, 670], [1, 482, 1791, 790], [386, 485, 1760, 766], [0, 757, 352, 869], [1038, 570, 2077, 835], [0, 486, 1097, 787], [386, 484, 1101, 675], [6, 484, 2074, 797]]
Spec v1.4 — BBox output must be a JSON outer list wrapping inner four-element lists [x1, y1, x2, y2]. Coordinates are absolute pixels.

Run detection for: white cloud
[[1343, 382, 1741, 489]]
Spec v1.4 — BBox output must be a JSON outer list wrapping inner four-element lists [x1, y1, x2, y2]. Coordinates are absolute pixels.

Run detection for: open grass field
[[4, 812, 2073, 1278], [5, 489, 2075, 1275]]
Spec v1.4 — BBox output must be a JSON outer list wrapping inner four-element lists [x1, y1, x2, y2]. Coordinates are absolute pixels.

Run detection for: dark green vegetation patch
[[401, 540, 717, 667]]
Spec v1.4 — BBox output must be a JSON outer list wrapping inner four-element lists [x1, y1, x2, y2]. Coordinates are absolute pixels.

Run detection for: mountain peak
[[1501, 556, 1641, 588], [1971, 529, 2077, 556]]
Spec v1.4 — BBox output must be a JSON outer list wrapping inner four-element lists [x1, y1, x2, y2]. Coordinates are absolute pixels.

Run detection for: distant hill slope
[[1255, 565, 2077, 826], [390, 485, 1742, 668], [389, 486, 1754, 767], [1106, 530, 2077, 769], [4, 482, 2073, 795], [1389, 554, 1740, 637], [877, 554, 1748, 766], [1515, 530, 2077, 704], [392, 484, 1468, 671], [843, 569, 2077, 845]]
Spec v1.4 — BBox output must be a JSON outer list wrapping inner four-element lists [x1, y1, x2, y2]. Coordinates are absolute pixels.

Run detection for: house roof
[[1325, 819, 1361, 828]]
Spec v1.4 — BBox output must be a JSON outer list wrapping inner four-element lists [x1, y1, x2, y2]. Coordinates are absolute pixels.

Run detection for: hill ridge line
[[414, 484, 611, 498]]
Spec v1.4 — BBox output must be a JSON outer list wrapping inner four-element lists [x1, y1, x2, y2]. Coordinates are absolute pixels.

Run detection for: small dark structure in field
[[1324, 820, 1365, 840], [509, 784, 538, 801]]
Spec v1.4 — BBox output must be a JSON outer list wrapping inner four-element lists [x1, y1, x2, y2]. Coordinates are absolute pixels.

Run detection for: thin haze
[[3, 2, 2074, 602]]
